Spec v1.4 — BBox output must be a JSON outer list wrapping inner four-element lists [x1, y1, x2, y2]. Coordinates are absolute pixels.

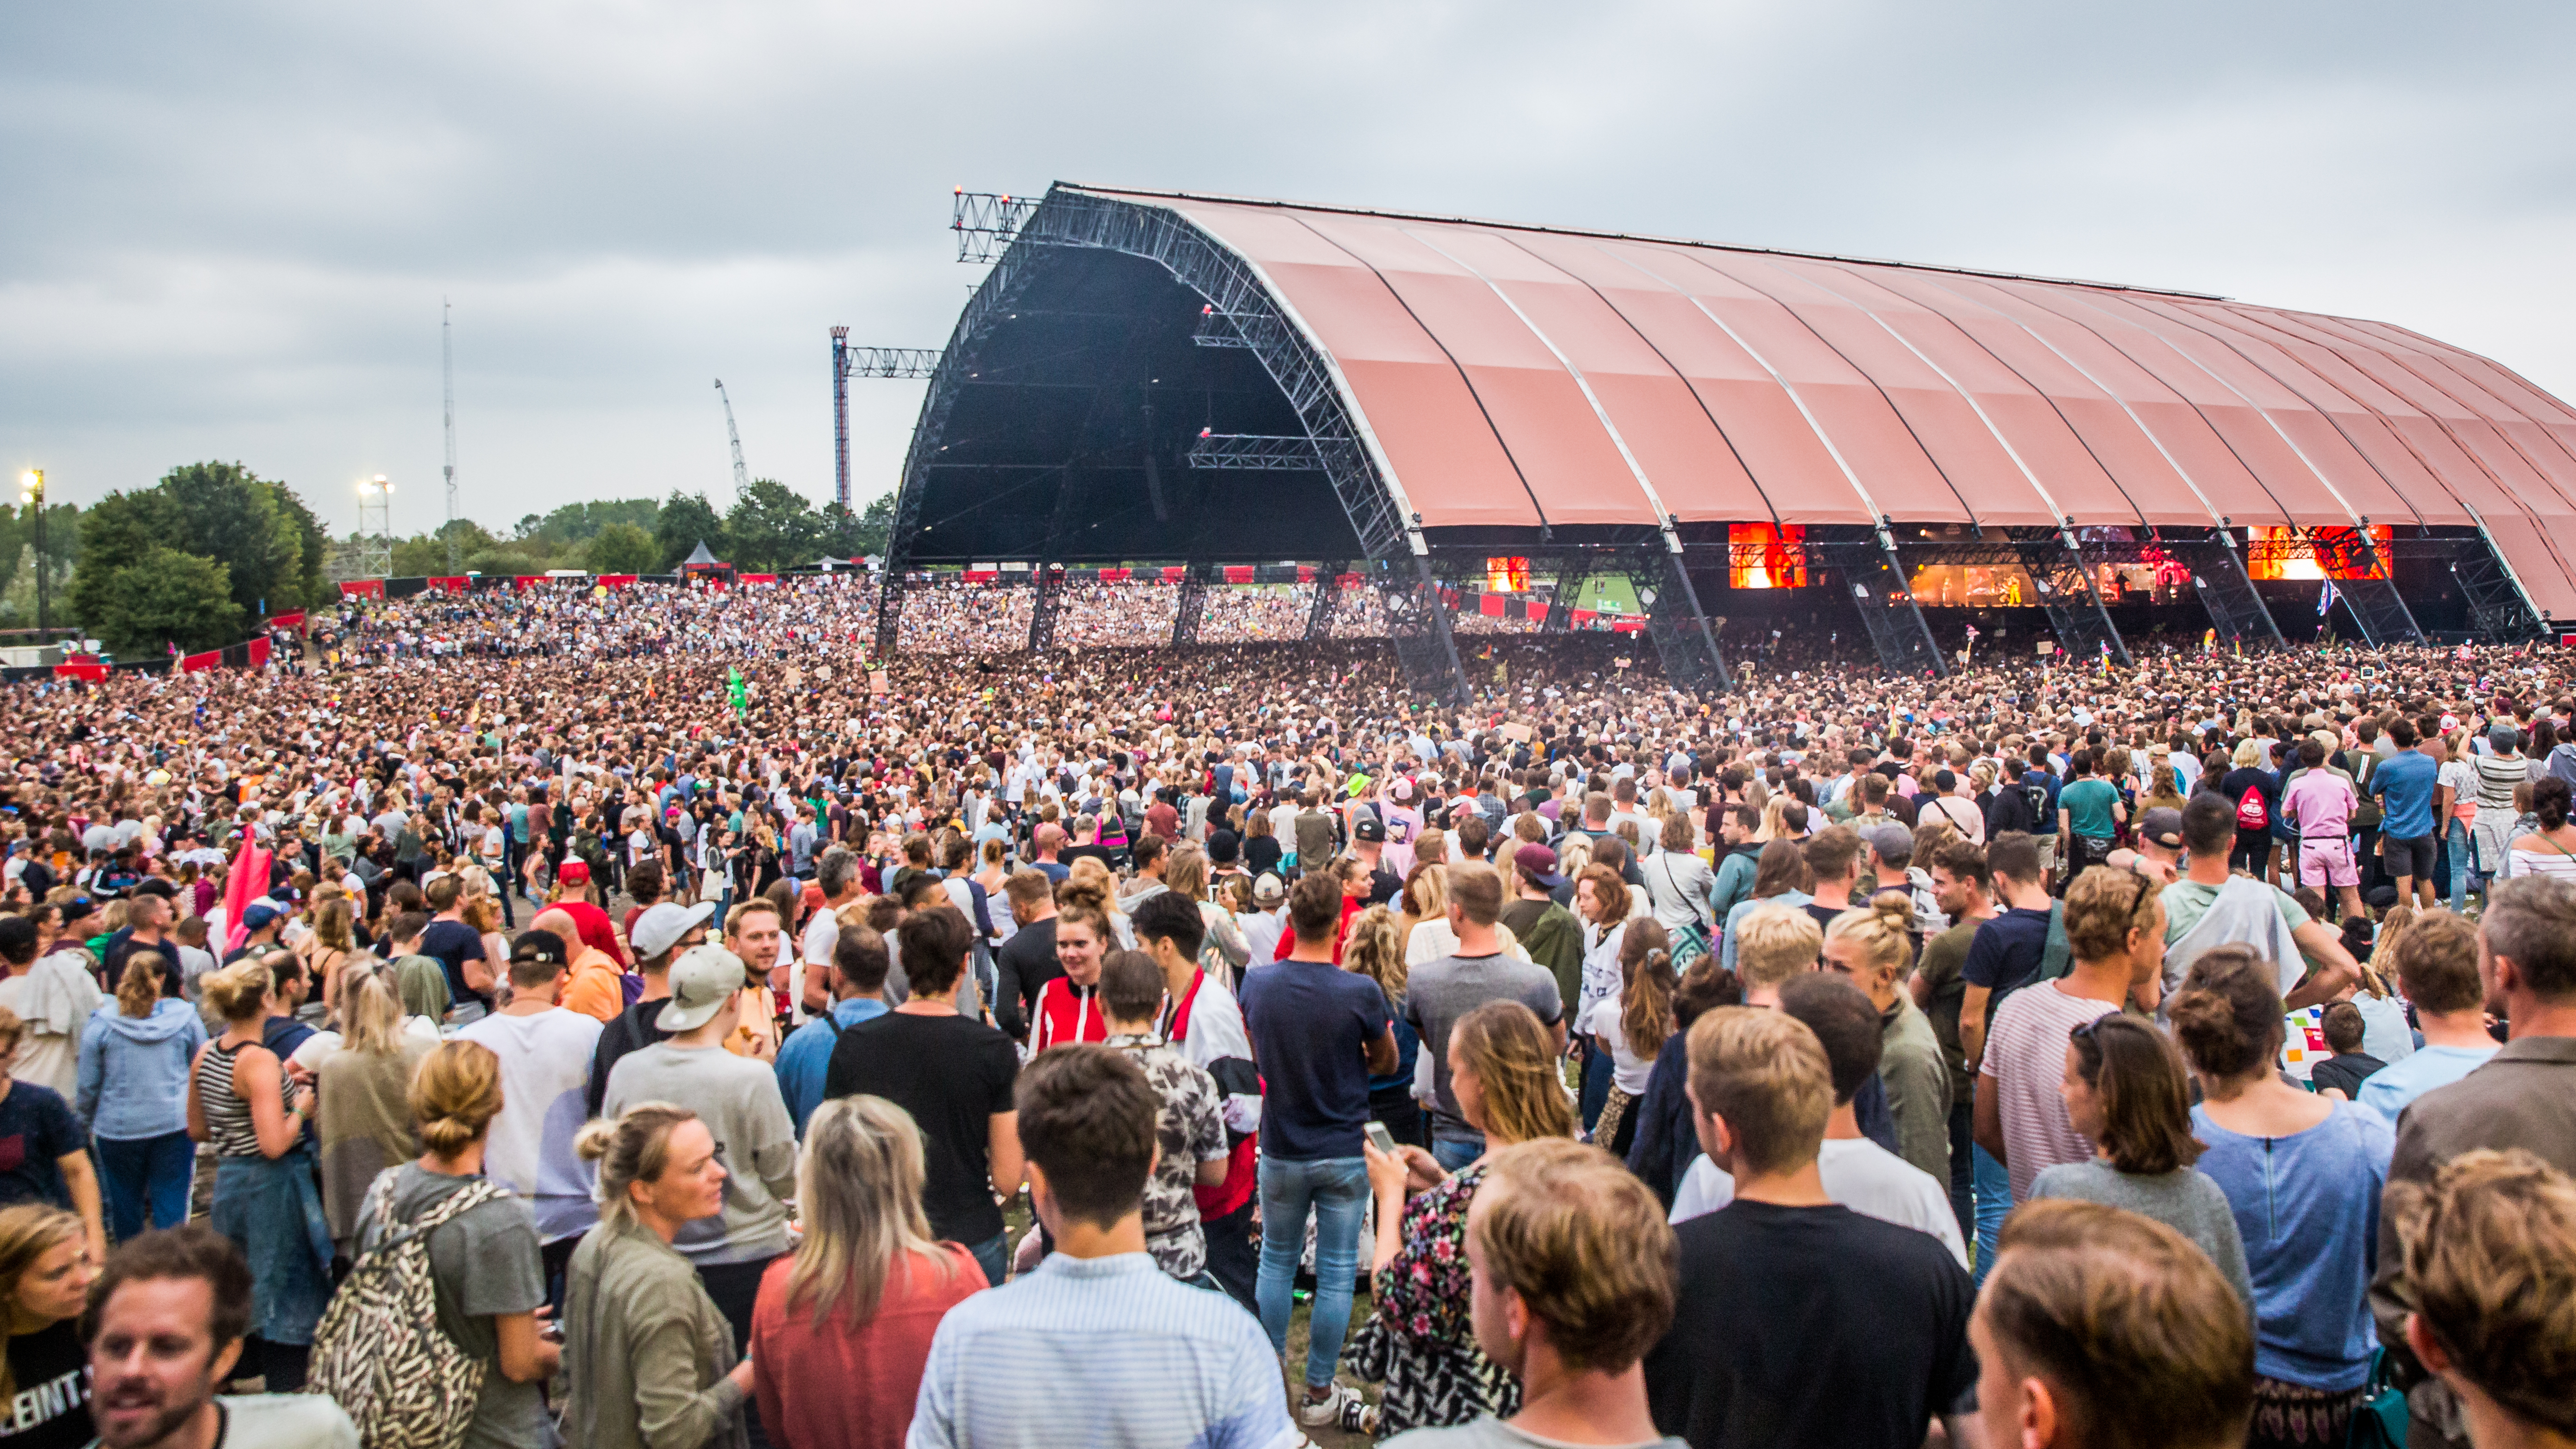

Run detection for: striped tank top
[[194, 1040, 263, 1157]]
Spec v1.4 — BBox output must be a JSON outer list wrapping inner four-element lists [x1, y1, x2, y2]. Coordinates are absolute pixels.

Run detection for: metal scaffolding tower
[[442, 302, 459, 573]]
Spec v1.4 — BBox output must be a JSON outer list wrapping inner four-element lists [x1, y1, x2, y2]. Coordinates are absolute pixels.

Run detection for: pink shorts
[[2298, 837, 2359, 889]]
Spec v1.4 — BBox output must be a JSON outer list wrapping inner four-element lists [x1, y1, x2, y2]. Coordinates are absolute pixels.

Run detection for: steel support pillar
[[1622, 548, 1732, 693], [2173, 533, 2284, 650], [1376, 560, 1471, 706], [1172, 563, 1210, 648], [1813, 531, 1945, 677], [2314, 530, 2424, 646], [2013, 528, 2129, 666], [2452, 520, 2547, 643], [1543, 564, 1589, 633], [1304, 563, 1343, 642]]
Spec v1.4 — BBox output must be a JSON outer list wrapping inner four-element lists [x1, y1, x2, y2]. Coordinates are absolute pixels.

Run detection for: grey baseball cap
[[656, 944, 749, 1033]]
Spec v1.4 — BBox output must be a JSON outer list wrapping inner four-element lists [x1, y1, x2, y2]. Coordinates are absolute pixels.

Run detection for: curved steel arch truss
[[877, 187, 1470, 701]]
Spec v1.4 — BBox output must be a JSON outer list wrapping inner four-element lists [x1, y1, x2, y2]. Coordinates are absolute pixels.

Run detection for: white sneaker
[[1296, 1382, 1378, 1434]]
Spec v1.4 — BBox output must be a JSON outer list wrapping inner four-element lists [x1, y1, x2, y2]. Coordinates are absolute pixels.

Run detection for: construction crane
[[713, 379, 751, 496]]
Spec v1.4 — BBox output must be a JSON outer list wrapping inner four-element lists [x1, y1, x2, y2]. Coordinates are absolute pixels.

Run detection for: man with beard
[[84, 1225, 357, 1447]]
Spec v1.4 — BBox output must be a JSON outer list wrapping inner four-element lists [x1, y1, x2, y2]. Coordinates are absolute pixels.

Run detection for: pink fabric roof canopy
[[1069, 187, 2576, 618]]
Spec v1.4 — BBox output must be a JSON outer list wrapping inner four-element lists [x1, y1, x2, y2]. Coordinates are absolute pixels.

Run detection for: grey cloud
[[3, 0, 2570, 526]]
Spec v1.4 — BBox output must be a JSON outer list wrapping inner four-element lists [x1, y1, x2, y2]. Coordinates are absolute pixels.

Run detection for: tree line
[[43, 462, 894, 660]]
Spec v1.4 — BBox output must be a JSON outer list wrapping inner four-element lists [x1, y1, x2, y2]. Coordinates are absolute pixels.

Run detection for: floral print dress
[[1340, 1164, 1519, 1434]]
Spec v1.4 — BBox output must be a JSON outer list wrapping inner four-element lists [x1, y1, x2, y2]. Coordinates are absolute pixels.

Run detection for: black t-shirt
[[100, 931, 185, 1000], [0, 1083, 83, 1212], [2220, 768, 2280, 833], [824, 1012, 1018, 1245], [1645, 1200, 1976, 1449], [1059, 844, 1116, 872], [418, 919, 489, 1009], [991, 918, 1061, 1043], [2311, 1052, 2386, 1102], [585, 999, 677, 1118], [3, 1319, 91, 1448]]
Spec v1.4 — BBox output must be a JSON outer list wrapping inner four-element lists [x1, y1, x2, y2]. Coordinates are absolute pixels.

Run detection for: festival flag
[[220, 837, 271, 957], [2318, 580, 2339, 617]]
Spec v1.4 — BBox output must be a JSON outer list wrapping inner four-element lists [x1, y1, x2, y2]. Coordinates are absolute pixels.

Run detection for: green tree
[[70, 491, 182, 631], [723, 478, 822, 572], [852, 491, 894, 558], [269, 483, 329, 608], [655, 490, 728, 569], [585, 522, 662, 575], [92, 547, 244, 657], [156, 462, 307, 615]]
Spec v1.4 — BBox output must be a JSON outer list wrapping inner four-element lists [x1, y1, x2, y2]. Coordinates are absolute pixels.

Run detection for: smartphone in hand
[[1363, 1120, 1397, 1155]]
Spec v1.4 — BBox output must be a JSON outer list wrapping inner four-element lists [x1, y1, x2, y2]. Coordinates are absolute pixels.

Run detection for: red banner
[[1611, 619, 1646, 633], [1297, 565, 1315, 583], [264, 610, 306, 632], [51, 655, 108, 682], [426, 576, 468, 593], [1520, 599, 1547, 620], [1479, 593, 1506, 617], [179, 651, 221, 674], [220, 840, 271, 956], [738, 573, 778, 585], [1571, 609, 1596, 628], [1337, 573, 1364, 589], [963, 570, 997, 583], [246, 637, 271, 668], [1223, 566, 1255, 584], [1160, 567, 1187, 583], [595, 575, 638, 589], [1097, 568, 1130, 582], [338, 580, 385, 600]]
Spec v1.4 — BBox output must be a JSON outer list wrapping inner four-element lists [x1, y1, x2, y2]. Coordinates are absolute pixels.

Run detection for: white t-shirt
[[1583, 993, 1655, 1096], [1669, 1137, 1968, 1268], [456, 1007, 605, 1242], [0, 955, 105, 1102]]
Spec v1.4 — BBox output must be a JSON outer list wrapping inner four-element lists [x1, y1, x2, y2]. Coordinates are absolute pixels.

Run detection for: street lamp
[[17, 470, 44, 642]]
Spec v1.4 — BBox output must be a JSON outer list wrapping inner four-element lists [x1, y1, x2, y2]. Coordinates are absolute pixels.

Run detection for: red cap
[[557, 860, 591, 884]]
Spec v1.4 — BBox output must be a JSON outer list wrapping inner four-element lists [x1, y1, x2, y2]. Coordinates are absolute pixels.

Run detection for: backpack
[[2234, 782, 2268, 831], [306, 1171, 513, 1449]]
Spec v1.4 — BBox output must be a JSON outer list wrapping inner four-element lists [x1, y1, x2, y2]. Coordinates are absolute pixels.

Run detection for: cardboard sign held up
[[1498, 722, 1533, 744], [869, 670, 890, 693]]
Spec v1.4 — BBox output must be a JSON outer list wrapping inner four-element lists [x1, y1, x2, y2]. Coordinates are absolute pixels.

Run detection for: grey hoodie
[[76, 998, 208, 1139]]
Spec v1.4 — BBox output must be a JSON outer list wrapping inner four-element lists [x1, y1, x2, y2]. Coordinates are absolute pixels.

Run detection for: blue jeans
[[1972, 1142, 2011, 1285], [1945, 1099, 1974, 1247], [1578, 1045, 1613, 1134], [966, 1230, 1008, 1290], [97, 1130, 194, 1241], [1256, 1155, 1368, 1389], [1430, 1133, 1484, 1174], [2446, 818, 2475, 910]]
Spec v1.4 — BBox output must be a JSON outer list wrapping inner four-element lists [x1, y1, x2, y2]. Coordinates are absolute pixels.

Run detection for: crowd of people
[[0, 573, 2570, 1449], [319, 573, 1464, 664]]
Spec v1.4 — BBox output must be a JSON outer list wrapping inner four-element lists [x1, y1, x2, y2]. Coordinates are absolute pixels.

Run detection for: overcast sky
[[5, 1, 2568, 537]]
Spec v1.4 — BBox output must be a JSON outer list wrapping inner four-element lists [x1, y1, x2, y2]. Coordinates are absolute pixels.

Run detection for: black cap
[[1351, 811, 1386, 843]]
